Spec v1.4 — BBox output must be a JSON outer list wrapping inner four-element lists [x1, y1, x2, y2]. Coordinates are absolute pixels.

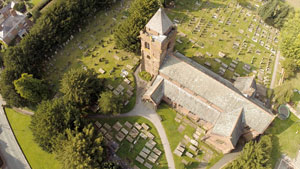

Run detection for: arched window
[[145, 42, 150, 49]]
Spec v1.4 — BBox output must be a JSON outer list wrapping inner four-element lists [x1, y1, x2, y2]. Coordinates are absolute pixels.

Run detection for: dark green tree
[[280, 12, 300, 65], [281, 58, 297, 79], [272, 83, 294, 106], [30, 98, 83, 152], [114, 0, 160, 53], [60, 69, 102, 107], [0, 0, 112, 107], [56, 124, 104, 169], [98, 91, 123, 115], [13, 73, 50, 103], [14, 1, 26, 13], [258, 0, 292, 29], [101, 162, 120, 169], [225, 135, 273, 169]]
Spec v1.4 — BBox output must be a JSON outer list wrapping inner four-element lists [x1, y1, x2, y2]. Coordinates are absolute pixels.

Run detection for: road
[[270, 51, 281, 89], [0, 105, 31, 169]]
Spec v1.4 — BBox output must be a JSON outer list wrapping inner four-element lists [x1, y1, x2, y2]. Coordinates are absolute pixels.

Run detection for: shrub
[[139, 71, 152, 82]]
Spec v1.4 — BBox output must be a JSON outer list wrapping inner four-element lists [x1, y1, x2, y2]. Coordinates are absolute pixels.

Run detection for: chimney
[[10, 9, 17, 17]]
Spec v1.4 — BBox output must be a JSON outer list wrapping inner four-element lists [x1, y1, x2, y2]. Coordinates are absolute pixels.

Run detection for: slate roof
[[234, 76, 255, 94], [144, 76, 164, 104], [212, 108, 243, 137], [148, 53, 275, 134], [0, 2, 26, 40], [145, 8, 174, 35]]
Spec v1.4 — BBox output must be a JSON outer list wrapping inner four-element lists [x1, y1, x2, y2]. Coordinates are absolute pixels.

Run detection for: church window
[[145, 42, 150, 49], [147, 55, 150, 59]]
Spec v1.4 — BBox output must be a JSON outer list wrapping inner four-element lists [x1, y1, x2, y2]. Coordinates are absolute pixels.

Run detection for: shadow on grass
[[270, 135, 281, 168], [266, 117, 295, 135]]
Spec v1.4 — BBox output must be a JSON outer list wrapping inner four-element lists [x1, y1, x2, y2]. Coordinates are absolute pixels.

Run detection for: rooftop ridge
[[169, 53, 275, 122]]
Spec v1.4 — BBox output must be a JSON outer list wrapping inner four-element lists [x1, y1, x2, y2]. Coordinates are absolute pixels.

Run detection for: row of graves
[[94, 121, 163, 169], [169, 0, 277, 87], [173, 113, 219, 168]]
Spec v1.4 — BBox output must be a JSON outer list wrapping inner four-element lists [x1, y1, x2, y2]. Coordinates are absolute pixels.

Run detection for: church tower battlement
[[140, 8, 177, 76]]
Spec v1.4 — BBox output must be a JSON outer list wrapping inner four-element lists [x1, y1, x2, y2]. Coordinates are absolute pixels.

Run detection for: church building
[[141, 8, 275, 153]]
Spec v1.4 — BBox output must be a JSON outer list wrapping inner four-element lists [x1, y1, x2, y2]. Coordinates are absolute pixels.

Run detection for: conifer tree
[[114, 0, 160, 53]]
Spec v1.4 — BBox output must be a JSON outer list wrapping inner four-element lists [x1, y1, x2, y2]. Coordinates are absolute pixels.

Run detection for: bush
[[14, 2, 26, 13], [139, 71, 152, 82]]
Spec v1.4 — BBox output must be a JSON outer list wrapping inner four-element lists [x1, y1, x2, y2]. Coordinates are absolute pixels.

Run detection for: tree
[[14, 1, 26, 13], [272, 83, 294, 106], [30, 98, 83, 152], [281, 58, 297, 79], [225, 135, 273, 169], [31, 9, 41, 22], [13, 73, 50, 103], [56, 124, 104, 169], [60, 69, 103, 107], [258, 0, 292, 29], [280, 12, 300, 65], [98, 91, 123, 115], [100, 162, 120, 169], [114, 0, 160, 53], [0, 0, 112, 107]]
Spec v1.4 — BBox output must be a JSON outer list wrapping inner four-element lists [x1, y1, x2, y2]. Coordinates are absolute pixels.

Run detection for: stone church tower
[[140, 8, 177, 76]]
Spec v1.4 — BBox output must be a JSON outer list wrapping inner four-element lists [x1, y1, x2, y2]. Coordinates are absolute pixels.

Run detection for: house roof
[[150, 52, 275, 134], [0, 2, 26, 40], [146, 8, 174, 35], [0, 2, 15, 14]]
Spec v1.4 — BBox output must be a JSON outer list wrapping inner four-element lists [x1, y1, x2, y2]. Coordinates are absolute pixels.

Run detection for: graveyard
[[41, 0, 138, 112], [157, 103, 223, 169], [94, 117, 168, 169], [166, 0, 279, 88]]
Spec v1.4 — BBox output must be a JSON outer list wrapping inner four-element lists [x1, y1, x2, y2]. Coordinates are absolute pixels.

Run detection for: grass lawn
[[5, 108, 61, 169], [167, 0, 278, 87], [157, 103, 223, 169], [94, 116, 168, 169], [266, 114, 300, 166], [30, 0, 43, 6]]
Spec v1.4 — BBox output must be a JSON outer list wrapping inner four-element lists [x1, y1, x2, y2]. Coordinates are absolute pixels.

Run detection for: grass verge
[[5, 108, 61, 169]]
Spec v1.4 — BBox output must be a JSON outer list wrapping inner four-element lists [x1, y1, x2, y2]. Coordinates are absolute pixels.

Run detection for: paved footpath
[[0, 106, 31, 169], [210, 151, 241, 169], [270, 51, 281, 89], [122, 68, 175, 169], [120, 97, 175, 169]]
